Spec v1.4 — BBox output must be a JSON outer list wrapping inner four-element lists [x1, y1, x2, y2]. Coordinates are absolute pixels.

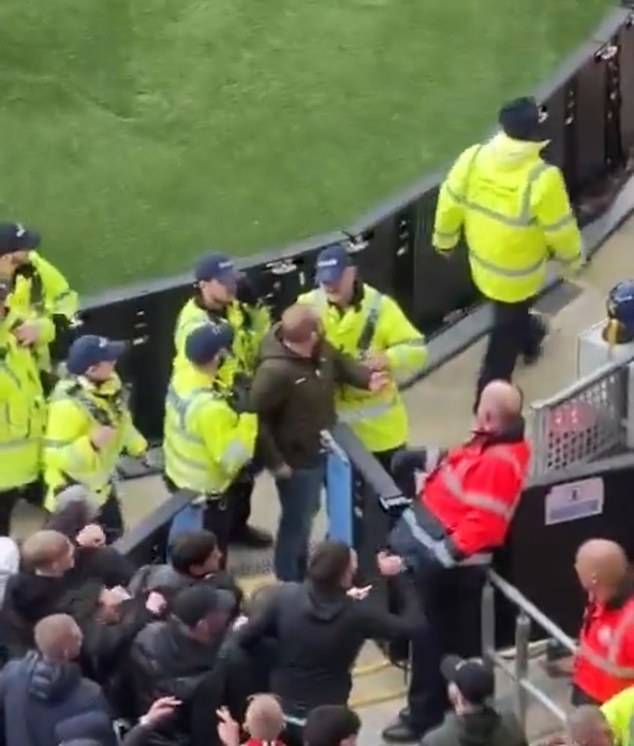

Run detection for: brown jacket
[[251, 324, 371, 469]]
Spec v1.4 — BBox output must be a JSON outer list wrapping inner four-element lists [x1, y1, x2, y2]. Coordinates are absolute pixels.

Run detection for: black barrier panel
[[411, 184, 479, 329], [620, 19, 634, 154], [541, 85, 569, 175], [500, 455, 634, 638]]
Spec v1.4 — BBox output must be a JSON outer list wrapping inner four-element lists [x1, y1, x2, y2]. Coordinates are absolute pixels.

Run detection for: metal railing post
[[481, 581, 496, 672], [514, 612, 531, 730]]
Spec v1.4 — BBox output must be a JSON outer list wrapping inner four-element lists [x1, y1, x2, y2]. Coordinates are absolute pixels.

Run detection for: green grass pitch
[[0, 0, 611, 294]]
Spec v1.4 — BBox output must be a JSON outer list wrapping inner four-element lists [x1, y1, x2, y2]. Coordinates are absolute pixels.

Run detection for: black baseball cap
[[304, 706, 361, 746], [171, 585, 235, 627], [194, 254, 240, 285], [441, 655, 495, 705], [0, 222, 40, 256], [499, 97, 544, 142]]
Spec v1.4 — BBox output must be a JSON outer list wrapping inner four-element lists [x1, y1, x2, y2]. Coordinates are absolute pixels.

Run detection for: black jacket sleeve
[[121, 723, 150, 746], [355, 575, 425, 640], [236, 594, 279, 650]]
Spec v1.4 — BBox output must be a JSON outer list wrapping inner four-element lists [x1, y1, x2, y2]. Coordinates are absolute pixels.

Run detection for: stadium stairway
[[9, 213, 634, 744]]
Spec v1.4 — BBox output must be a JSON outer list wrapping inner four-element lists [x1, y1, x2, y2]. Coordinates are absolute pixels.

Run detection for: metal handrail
[[482, 570, 577, 730]]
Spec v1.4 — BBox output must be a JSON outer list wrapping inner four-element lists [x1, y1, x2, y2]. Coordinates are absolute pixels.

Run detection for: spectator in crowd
[[46, 488, 136, 588], [0, 614, 116, 746], [298, 242, 427, 487], [573, 539, 634, 705], [172, 253, 272, 549], [43, 334, 148, 542], [61, 581, 166, 688], [250, 304, 389, 581], [163, 324, 258, 564], [238, 583, 282, 692], [216, 695, 286, 746], [0, 277, 46, 534], [602, 685, 634, 746], [2, 530, 76, 657], [129, 530, 242, 611], [383, 380, 530, 743], [0, 221, 79, 393], [303, 705, 361, 746], [128, 584, 244, 746], [564, 706, 615, 746], [237, 540, 422, 746], [420, 656, 526, 746], [0, 537, 20, 605]]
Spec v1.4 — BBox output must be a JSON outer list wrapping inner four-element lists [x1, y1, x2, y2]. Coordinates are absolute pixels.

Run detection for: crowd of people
[[0, 91, 618, 746]]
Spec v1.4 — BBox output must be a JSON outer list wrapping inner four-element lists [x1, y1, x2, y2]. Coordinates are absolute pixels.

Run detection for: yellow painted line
[[350, 687, 407, 709]]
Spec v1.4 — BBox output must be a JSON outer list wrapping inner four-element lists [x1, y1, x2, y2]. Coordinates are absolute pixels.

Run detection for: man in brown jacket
[[251, 304, 389, 581]]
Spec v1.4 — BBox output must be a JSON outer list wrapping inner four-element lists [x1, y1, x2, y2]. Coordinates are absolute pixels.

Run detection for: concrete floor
[[11, 214, 634, 744]]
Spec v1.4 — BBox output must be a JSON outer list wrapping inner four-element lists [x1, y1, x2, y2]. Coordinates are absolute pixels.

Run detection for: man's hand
[[365, 352, 390, 372], [347, 585, 373, 601], [90, 425, 117, 450], [368, 371, 391, 393], [145, 591, 167, 615], [141, 696, 181, 727], [232, 614, 249, 631], [273, 462, 292, 480], [377, 551, 405, 577], [216, 707, 241, 746], [13, 322, 40, 347], [76, 523, 106, 548]]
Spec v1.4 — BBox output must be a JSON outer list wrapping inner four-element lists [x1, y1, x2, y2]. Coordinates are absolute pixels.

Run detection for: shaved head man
[[576, 540, 629, 601], [475, 380, 523, 433], [573, 538, 634, 706], [34, 613, 83, 662]]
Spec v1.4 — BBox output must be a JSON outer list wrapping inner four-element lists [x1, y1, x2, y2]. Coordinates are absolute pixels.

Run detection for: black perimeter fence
[[80, 6, 634, 444], [104, 5, 634, 646]]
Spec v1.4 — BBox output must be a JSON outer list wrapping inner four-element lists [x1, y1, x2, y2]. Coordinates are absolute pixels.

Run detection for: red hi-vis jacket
[[573, 594, 634, 703], [422, 435, 531, 556]]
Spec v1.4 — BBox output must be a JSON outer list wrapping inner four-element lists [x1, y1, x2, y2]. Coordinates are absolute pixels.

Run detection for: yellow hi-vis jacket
[[298, 284, 427, 453], [43, 373, 147, 509], [433, 132, 583, 303], [8, 252, 79, 372], [163, 365, 258, 495], [0, 314, 46, 490], [602, 686, 634, 746], [173, 297, 270, 387]]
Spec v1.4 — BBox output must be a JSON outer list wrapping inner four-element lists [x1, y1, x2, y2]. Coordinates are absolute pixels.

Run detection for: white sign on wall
[[544, 477, 604, 526]]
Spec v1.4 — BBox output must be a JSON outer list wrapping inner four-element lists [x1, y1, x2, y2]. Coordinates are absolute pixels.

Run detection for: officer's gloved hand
[[391, 448, 427, 476], [231, 381, 254, 414]]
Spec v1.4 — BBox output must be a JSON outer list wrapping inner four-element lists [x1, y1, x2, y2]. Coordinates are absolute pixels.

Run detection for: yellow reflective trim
[[337, 399, 395, 424], [469, 251, 545, 278], [542, 212, 576, 232]]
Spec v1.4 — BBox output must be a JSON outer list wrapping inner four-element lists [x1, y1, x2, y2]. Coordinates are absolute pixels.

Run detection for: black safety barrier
[[76, 7, 634, 443], [115, 424, 393, 599], [496, 452, 634, 639]]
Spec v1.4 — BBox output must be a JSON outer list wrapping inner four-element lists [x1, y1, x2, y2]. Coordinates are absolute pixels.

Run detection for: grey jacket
[[422, 708, 527, 746]]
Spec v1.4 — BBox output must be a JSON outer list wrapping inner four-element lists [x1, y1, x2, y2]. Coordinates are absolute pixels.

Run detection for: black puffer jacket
[[127, 619, 226, 746], [238, 577, 423, 717]]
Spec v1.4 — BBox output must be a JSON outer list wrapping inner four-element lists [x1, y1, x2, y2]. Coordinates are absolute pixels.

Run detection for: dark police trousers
[[389, 513, 486, 735], [476, 297, 545, 409]]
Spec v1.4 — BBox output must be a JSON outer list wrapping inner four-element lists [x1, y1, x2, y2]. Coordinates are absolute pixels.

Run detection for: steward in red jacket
[[389, 380, 531, 573]]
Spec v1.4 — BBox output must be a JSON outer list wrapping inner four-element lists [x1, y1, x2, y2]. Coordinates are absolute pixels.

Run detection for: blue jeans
[[274, 462, 325, 581]]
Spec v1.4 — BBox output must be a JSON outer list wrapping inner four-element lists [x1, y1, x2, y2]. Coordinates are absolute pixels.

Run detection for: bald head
[[576, 539, 629, 599], [567, 706, 613, 746], [22, 530, 74, 575], [281, 304, 321, 347], [34, 614, 83, 662], [476, 380, 523, 433]]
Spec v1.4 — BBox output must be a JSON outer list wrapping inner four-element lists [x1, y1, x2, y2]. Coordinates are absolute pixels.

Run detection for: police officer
[[0, 279, 46, 534], [163, 324, 259, 565], [382, 381, 531, 743], [43, 335, 147, 542], [173, 253, 271, 548], [298, 243, 427, 478], [0, 222, 79, 392], [432, 97, 583, 409]]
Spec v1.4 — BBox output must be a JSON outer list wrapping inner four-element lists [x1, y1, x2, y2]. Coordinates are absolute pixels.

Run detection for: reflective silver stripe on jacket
[[469, 252, 546, 279], [578, 604, 634, 678], [438, 446, 523, 521], [0, 437, 35, 450], [337, 397, 397, 424], [401, 508, 492, 568], [446, 157, 550, 228]]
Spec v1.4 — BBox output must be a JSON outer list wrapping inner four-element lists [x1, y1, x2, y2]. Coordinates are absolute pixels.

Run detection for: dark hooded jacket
[[421, 708, 527, 746], [0, 651, 115, 746], [250, 324, 371, 468], [237, 578, 423, 716], [127, 618, 237, 746]]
